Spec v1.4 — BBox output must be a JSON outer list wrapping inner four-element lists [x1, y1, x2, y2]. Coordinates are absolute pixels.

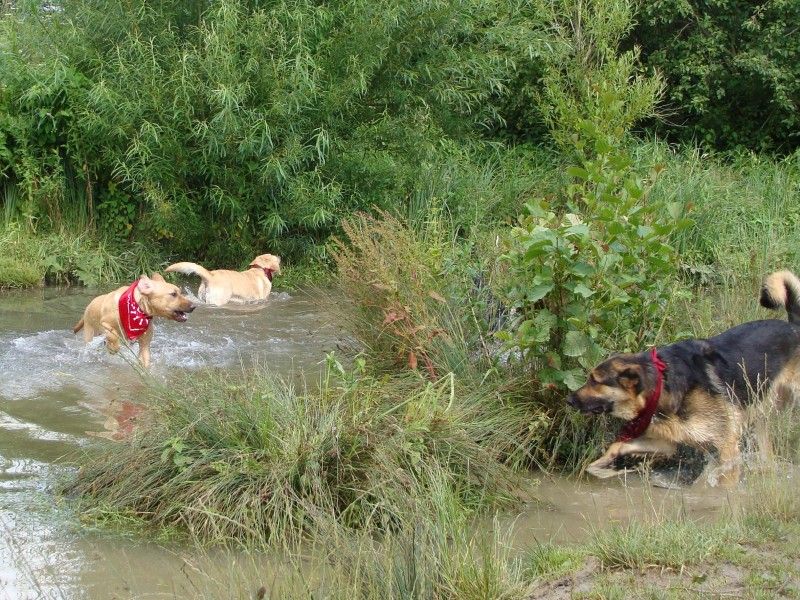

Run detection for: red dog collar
[[249, 264, 274, 282], [118, 280, 152, 341], [616, 348, 666, 442]]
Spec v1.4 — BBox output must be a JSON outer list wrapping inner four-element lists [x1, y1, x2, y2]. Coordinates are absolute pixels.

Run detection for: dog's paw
[[586, 461, 621, 479]]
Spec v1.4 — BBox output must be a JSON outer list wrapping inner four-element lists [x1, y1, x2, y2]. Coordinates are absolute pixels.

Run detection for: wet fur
[[165, 253, 281, 306], [568, 270, 800, 486], [72, 273, 195, 368]]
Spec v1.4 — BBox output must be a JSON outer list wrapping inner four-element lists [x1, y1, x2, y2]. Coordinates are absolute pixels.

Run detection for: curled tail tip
[[760, 270, 800, 323], [72, 319, 84, 334]]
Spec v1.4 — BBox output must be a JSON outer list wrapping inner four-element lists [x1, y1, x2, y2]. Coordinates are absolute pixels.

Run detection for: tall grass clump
[[589, 518, 732, 571], [302, 516, 533, 600], [331, 209, 508, 380], [646, 145, 800, 286], [68, 358, 530, 547]]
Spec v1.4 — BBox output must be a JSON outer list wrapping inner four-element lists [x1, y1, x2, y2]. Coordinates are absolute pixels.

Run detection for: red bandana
[[250, 264, 274, 282], [617, 348, 667, 442], [118, 280, 152, 341]]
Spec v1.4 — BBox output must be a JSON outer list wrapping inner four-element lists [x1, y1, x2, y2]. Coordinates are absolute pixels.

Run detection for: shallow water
[[0, 286, 746, 598], [0, 285, 343, 599]]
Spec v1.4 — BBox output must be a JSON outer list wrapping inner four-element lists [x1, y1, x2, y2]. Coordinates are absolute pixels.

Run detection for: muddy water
[[0, 287, 739, 599], [0, 286, 342, 599]]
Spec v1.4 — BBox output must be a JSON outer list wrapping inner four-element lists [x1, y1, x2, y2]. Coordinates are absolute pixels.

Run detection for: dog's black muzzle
[[567, 393, 611, 415]]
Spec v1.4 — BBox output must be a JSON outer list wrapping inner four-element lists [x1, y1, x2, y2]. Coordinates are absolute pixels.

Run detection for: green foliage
[[1, 0, 542, 263], [533, 0, 665, 153], [647, 145, 800, 285], [590, 518, 732, 570], [498, 0, 664, 148], [631, 0, 800, 153], [0, 222, 162, 287], [503, 128, 685, 390], [501, 0, 686, 390], [0, 256, 42, 289], [331, 209, 510, 380]]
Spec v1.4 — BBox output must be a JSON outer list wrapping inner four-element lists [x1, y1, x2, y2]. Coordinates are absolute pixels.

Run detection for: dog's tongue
[[175, 312, 188, 322]]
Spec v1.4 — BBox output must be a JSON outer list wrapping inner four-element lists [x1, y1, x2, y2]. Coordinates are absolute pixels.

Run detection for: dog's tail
[[760, 270, 800, 325], [165, 261, 213, 284], [72, 318, 84, 334]]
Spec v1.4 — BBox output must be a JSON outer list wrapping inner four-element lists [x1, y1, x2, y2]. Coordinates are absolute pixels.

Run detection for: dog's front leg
[[101, 321, 122, 354], [137, 328, 153, 369], [587, 438, 678, 479]]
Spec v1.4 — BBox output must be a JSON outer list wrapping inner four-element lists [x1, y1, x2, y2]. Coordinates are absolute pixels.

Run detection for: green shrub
[[501, 0, 688, 390], [0, 0, 543, 263], [502, 128, 687, 389], [631, 0, 800, 153]]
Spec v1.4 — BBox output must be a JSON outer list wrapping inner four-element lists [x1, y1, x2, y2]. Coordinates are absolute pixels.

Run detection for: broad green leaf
[[527, 282, 554, 303], [562, 369, 587, 391], [564, 330, 591, 357]]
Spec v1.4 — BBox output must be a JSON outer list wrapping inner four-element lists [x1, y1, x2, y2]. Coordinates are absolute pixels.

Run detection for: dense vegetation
[[1, 0, 797, 274], [2, 1, 799, 589]]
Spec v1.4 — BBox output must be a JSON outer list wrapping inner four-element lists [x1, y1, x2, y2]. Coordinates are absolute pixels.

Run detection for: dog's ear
[[150, 272, 166, 282], [617, 365, 643, 393], [138, 274, 154, 295]]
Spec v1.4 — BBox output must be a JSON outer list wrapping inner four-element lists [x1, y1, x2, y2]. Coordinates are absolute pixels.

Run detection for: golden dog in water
[[72, 273, 195, 368], [568, 270, 800, 486], [165, 253, 281, 306]]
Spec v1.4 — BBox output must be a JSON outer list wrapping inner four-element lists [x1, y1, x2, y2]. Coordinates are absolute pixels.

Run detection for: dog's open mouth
[[173, 310, 189, 322], [581, 403, 612, 415]]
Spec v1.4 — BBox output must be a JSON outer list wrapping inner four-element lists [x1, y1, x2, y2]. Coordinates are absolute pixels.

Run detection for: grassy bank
[[0, 223, 162, 288], [67, 358, 541, 547], [55, 466, 799, 598], [263, 466, 800, 599]]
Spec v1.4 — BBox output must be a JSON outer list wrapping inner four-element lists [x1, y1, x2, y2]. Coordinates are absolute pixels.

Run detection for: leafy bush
[[502, 126, 687, 389], [0, 0, 542, 263], [631, 0, 800, 153], [500, 0, 688, 390]]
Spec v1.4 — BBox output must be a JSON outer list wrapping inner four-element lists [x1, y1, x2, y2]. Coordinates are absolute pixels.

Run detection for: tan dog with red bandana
[[72, 273, 195, 368]]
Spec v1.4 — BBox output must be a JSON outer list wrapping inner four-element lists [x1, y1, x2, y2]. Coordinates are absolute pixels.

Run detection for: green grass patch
[[67, 358, 532, 547], [0, 223, 163, 288], [525, 541, 585, 580], [589, 518, 734, 570], [0, 255, 43, 289]]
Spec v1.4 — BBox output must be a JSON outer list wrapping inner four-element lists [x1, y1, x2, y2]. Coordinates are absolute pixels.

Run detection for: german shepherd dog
[[567, 270, 800, 486]]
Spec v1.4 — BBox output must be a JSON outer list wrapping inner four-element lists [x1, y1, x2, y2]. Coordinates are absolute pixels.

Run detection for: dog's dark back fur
[[660, 320, 800, 407]]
